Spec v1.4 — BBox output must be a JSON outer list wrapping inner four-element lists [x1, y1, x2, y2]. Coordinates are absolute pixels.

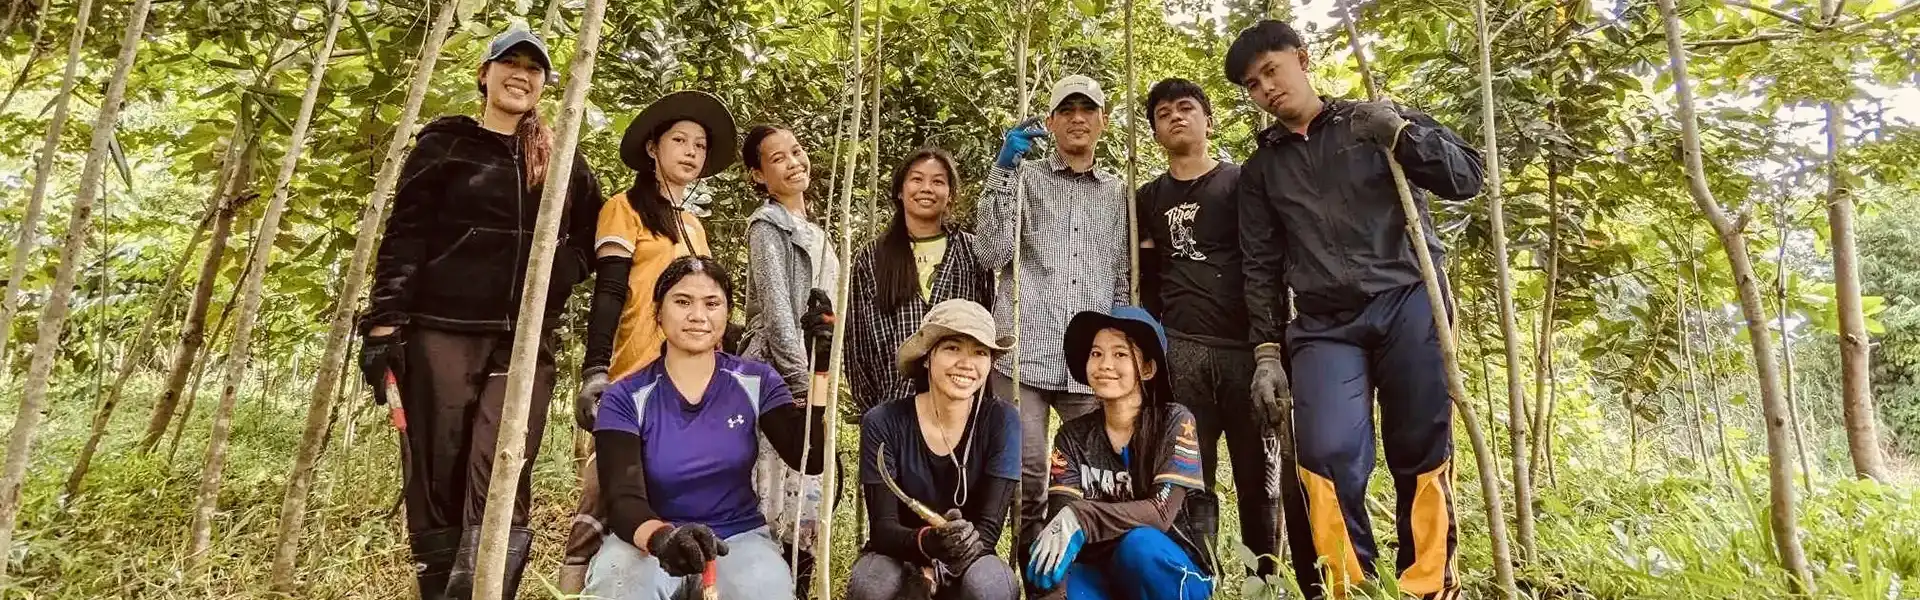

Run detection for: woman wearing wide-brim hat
[[847, 299, 1024, 600], [559, 89, 739, 593]]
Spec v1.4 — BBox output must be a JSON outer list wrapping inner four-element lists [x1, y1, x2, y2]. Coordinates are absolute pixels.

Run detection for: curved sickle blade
[[877, 441, 948, 526]]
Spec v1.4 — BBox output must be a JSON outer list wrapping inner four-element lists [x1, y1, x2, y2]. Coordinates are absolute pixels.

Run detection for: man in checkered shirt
[[974, 74, 1133, 563]]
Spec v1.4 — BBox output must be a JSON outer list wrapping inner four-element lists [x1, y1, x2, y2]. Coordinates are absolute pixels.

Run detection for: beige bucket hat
[[895, 299, 1016, 377]]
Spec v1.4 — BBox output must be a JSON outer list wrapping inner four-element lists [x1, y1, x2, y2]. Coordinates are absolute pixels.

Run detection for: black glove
[[1251, 343, 1292, 431], [647, 523, 729, 577], [801, 288, 836, 371], [576, 367, 610, 431], [359, 331, 403, 405], [1350, 101, 1409, 148], [922, 509, 985, 566]]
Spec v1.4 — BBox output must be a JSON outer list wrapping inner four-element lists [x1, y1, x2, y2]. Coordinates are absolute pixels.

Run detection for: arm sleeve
[[1393, 110, 1485, 201], [364, 132, 447, 329], [1238, 158, 1290, 346], [566, 159, 606, 284], [595, 429, 659, 546], [859, 418, 931, 565], [1135, 183, 1165, 318], [972, 164, 1020, 271], [758, 405, 829, 475], [1066, 486, 1190, 544], [847, 253, 882, 411], [582, 255, 631, 373], [747, 221, 812, 395]]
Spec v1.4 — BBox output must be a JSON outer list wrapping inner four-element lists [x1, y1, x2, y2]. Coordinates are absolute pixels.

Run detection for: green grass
[[3, 377, 1918, 598]]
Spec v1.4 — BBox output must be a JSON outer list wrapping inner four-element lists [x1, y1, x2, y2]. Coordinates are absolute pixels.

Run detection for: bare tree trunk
[[1677, 273, 1713, 477], [1657, 0, 1812, 587], [1530, 140, 1562, 484], [1474, 0, 1534, 563], [0, 2, 50, 117], [1, 0, 96, 372], [1, 0, 24, 38], [268, 0, 460, 588], [1692, 267, 1750, 493], [140, 154, 256, 452], [1340, 4, 1517, 596], [473, 0, 610, 596], [185, 1, 344, 572], [538, 0, 565, 40], [1823, 102, 1885, 480], [0, 0, 151, 584], [61, 205, 219, 501], [1775, 194, 1814, 491], [868, 0, 885, 238]]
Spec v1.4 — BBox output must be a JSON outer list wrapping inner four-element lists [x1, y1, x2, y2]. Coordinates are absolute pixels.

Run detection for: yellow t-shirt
[[597, 193, 710, 379], [911, 233, 947, 300]]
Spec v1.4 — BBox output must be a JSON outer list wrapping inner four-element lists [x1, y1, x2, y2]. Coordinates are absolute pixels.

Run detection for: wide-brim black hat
[[1064, 306, 1172, 401], [620, 90, 738, 177]]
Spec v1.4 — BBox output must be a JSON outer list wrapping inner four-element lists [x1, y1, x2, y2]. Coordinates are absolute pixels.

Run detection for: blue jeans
[[1062, 528, 1212, 600], [582, 526, 792, 600]]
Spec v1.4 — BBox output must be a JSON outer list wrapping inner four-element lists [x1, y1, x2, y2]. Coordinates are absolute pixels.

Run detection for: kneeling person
[[1026, 307, 1216, 600], [850, 299, 1021, 600]]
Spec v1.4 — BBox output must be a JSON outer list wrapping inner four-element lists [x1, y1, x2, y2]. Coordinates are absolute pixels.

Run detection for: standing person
[[1133, 78, 1283, 576], [584, 255, 830, 600], [1226, 20, 1485, 599], [357, 28, 602, 599], [739, 123, 841, 589], [848, 148, 994, 418], [848, 299, 1021, 600], [1024, 307, 1215, 600], [975, 75, 1132, 562], [559, 90, 738, 592]]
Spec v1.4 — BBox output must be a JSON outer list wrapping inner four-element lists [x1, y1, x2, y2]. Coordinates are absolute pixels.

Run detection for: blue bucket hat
[[1064, 306, 1171, 397]]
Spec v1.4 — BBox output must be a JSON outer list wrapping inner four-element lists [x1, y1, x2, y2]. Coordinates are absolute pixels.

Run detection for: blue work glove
[[1024, 506, 1085, 590], [995, 117, 1049, 169]]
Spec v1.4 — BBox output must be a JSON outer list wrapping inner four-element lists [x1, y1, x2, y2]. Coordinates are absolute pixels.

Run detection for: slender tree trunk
[[168, 347, 217, 460], [61, 206, 219, 501], [1692, 268, 1750, 493], [1340, 5, 1517, 596], [0, 0, 151, 584], [140, 151, 256, 452], [473, 0, 610, 596], [0, 3, 50, 117], [1, 0, 24, 38], [1, 0, 96, 372], [1823, 102, 1885, 480], [1657, 0, 1813, 587], [1775, 194, 1814, 491], [538, 0, 565, 40], [1474, 0, 1534, 563], [270, 0, 460, 587], [867, 0, 885, 238], [1530, 137, 1562, 484], [1677, 273, 1713, 477], [186, 2, 344, 571]]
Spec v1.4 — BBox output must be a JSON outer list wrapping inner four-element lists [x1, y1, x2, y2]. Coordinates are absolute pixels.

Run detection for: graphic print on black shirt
[[1135, 162, 1249, 347]]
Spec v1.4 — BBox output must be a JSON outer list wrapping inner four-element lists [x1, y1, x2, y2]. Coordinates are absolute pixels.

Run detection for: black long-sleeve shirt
[[1239, 98, 1483, 344]]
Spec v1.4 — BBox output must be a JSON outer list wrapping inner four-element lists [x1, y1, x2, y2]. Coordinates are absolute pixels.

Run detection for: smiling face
[[924, 335, 992, 400], [1085, 328, 1156, 401], [898, 156, 952, 224], [1150, 95, 1212, 155], [750, 129, 812, 198], [658, 272, 728, 354], [648, 120, 710, 188], [479, 50, 546, 116], [1046, 96, 1106, 157], [1240, 48, 1318, 124]]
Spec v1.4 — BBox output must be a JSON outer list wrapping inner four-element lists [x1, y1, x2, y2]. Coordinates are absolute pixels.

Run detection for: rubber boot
[[503, 527, 534, 598], [411, 528, 461, 600], [443, 527, 482, 599]]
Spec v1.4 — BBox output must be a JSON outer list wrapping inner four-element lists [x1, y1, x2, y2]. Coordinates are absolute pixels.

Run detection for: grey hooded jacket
[[742, 199, 842, 398]]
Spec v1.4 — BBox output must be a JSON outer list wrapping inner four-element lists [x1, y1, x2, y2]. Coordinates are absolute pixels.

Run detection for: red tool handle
[[385, 372, 407, 433], [701, 561, 718, 600]]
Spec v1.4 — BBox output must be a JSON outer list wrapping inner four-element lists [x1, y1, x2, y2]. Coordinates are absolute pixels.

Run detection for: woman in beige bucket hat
[[846, 299, 1024, 600]]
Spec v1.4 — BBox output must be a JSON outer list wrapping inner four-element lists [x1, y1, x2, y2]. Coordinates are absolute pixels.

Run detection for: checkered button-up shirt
[[974, 154, 1132, 394], [846, 228, 995, 414]]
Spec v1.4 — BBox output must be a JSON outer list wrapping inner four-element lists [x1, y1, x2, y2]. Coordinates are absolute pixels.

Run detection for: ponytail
[[517, 107, 554, 189]]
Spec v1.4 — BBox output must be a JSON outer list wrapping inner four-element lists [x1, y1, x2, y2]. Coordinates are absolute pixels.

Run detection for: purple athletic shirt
[[594, 352, 794, 538]]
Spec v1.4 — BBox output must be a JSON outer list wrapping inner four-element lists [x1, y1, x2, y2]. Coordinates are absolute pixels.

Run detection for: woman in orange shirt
[[558, 90, 739, 592]]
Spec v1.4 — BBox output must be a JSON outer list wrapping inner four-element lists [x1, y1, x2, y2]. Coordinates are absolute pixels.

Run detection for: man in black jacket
[[1225, 20, 1484, 600]]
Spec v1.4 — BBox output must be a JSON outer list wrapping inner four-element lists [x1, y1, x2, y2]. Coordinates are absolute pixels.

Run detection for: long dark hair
[[625, 119, 704, 244], [874, 147, 961, 312], [651, 254, 735, 316]]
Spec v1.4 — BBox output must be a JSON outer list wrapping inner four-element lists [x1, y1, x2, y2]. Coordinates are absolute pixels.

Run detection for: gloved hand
[[994, 117, 1049, 169], [1251, 343, 1293, 431], [1025, 505, 1085, 590], [802, 288, 836, 372], [359, 330, 403, 405], [1350, 101, 1409, 148], [921, 509, 984, 566], [646, 523, 730, 577], [575, 366, 610, 431]]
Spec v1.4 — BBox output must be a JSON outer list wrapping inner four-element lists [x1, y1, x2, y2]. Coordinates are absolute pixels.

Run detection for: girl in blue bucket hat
[[1025, 306, 1218, 600]]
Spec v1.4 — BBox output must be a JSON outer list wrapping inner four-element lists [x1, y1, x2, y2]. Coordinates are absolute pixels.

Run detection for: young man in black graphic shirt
[[1133, 78, 1284, 576]]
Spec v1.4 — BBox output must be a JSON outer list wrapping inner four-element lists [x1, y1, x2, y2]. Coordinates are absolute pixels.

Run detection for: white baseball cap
[[1047, 74, 1107, 111]]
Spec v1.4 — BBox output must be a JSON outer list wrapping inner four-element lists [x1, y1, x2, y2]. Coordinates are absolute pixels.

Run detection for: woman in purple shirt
[[585, 255, 828, 599]]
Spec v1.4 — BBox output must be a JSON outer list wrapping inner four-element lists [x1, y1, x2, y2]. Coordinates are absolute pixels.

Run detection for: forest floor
[[3, 376, 1918, 599]]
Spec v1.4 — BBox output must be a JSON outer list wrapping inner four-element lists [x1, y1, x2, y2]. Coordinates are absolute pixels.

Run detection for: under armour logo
[[727, 414, 745, 429]]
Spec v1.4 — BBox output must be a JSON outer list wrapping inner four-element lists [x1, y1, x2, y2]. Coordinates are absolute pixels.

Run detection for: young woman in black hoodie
[[357, 29, 602, 600]]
